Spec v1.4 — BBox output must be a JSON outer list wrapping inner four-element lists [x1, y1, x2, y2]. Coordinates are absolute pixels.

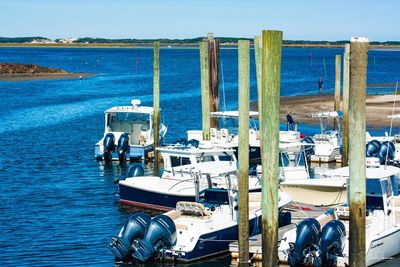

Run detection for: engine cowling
[[366, 140, 381, 157], [117, 133, 130, 162], [288, 218, 321, 267], [378, 141, 395, 164], [132, 215, 177, 262], [125, 164, 145, 179], [317, 220, 346, 267], [103, 133, 116, 161], [109, 212, 151, 260]]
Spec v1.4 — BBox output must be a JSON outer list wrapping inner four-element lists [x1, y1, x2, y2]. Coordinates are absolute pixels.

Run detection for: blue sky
[[1, 0, 398, 41]]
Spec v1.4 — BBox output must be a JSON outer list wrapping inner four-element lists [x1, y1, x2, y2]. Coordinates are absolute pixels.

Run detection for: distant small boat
[[94, 99, 167, 162], [310, 111, 342, 163]]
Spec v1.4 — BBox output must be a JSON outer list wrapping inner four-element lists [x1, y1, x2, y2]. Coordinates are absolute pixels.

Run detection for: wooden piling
[[153, 41, 160, 175], [254, 35, 263, 132], [200, 41, 210, 140], [348, 37, 368, 267], [207, 34, 220, 129], [260, 30, 282, 267], [342, 44, 350, 167], [334, 55, 342, 129], [238, 40, 250, 266]]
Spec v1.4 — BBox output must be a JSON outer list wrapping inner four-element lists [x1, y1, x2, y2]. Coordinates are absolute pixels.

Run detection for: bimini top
[[211, 111, 259, 118], [311, 111, 343, 118], [104, 99, 155, 114]]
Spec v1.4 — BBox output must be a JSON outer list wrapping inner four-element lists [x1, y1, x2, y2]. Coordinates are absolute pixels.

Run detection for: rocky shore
[[0, 62, 91, 81]]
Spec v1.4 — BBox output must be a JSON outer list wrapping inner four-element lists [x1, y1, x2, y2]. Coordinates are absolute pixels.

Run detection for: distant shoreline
[[0, 73, 93, 82], [1, 42, 400, 49]]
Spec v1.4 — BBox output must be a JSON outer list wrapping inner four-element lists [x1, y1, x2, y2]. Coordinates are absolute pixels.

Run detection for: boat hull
[[162, 215, 262, 263], [366, 227, 400, 266], [119, 182, 261, 210], [279, 183, 347, 206]]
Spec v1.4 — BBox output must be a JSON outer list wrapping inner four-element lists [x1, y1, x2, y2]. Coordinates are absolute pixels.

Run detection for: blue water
[[1, 47, 399, 266]]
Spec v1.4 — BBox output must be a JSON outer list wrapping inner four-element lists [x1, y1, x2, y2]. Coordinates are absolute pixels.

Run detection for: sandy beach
[[253, 94, 400, 129]]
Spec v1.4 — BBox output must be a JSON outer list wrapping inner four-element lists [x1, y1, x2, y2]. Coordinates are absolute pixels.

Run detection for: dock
[[229, 203, 332, 266]]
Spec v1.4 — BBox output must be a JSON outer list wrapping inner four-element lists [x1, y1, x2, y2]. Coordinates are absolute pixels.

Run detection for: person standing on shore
[[286, 111, 295, 131], [318, 76, 324, 95]]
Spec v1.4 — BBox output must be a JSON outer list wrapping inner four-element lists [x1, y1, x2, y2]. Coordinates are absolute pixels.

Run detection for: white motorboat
[[94, 99, 167, 162], [187, 110, 303, 163], [280, 157, 400, 207], [118, 145, 262, 210], [278, 164, 400, 266], [110, 169, 293, 263], [310, 111, 342, 163]]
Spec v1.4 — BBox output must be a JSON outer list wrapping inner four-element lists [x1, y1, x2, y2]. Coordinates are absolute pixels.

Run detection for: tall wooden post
[[334, 55, 342, 128], [254, 35, 263, 132], [342, 44, 350, 167], [207, 34, 220, 129], [348, 37, 368, 267], [153, 41, 160, 175], [261, 30, 282, 267], [238, 40, 250, 266], [200, 41, 210, 140]]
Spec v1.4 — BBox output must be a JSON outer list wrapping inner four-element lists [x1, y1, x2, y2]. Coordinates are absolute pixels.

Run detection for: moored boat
[[94, 99, 167, 162], [110, 169, 293, 263]]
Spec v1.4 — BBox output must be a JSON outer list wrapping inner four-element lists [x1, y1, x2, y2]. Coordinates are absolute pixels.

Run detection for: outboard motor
[[366, 140, 381, 157], [279, 211, 292, 227], [378, 141, 395, 164], [132, 215, 177, 262], [302, 136, 315, 156], [125, 164, 145, 178], [117, 133, 130, 162], [103, 133, 116, 161], [109, 212, 151, 260], [317, 220, 346, 267], [187, 139, 199, 148], [288, 218, 321, 267]]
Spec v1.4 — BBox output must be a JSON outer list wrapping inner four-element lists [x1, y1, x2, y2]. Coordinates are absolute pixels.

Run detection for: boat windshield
[[114, 112, 149, 122]]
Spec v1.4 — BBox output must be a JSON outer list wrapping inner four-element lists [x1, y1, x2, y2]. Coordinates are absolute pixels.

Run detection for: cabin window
[[219, 155, 234, 161], [197, 156, 215, 163], [170, 156, 191, 167]]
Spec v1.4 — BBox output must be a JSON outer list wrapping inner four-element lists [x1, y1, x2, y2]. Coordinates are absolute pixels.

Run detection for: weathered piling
[[153, 41, 160, 175], [200, 41, 210, 140], [254, 35, 263, 156], [207, 34, 220, 129], [238, 40, 250, 267], [260, 30, 282, 267], [348, 37, 368, 267], [334, 55, 341, 128], [342, 44, 350, 167]]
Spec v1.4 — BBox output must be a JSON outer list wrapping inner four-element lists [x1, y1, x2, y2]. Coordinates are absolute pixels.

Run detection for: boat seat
[[335, 206, 350, 220], [176, 201, 210, 218]]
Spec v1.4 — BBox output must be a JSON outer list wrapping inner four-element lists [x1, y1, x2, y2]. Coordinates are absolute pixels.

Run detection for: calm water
[[0, 46, 399, 266]]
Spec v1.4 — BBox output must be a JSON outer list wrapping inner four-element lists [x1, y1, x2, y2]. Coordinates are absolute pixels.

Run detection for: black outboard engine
[[279, 211, 292, 227], [187, 139, 199, 148], [366, 140, 381, 157], [109, 212, 151, 260], [317, 220, 346, 267], [103, 133, 116, 161], [132, 215, 177, 262], [125, 164, 145, 179], [288, 218, 321, 267], [117, 133, 130, 162], [378, 141, 395, 164], [302, 136, 315, 156]]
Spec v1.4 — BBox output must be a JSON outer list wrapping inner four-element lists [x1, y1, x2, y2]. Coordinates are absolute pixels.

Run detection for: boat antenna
[[385, 81, 399, 168], [221, 59, 227, 113]]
